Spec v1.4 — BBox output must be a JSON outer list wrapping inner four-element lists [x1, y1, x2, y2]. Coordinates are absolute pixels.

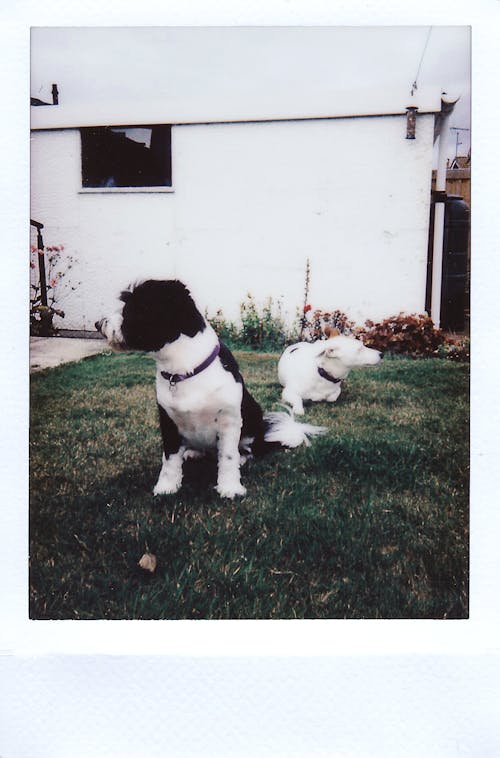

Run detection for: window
[[80, 125, 172, 189]]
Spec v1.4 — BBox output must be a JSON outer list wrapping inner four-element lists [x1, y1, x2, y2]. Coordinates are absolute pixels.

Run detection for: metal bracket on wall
[[431, 190, 448, 203]]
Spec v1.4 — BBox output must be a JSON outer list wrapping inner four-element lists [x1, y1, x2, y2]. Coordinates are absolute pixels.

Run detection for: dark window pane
[[81, 125, 172, 188]]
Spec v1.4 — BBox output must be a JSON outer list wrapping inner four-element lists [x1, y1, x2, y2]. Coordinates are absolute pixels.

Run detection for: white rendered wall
[[30, 115, 434, 331], [30, 130, 178, 331]]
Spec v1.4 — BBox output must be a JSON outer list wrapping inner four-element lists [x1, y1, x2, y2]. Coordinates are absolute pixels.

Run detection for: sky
[[30, 26, 471, 161]]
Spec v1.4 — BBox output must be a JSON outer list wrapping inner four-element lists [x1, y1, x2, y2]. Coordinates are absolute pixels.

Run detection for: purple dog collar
[[317, 366, 342, 384], [161, 343, 221, 386]]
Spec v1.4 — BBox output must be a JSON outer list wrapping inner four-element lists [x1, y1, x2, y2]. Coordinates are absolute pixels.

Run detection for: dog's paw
[[153, 478, 181, 496], [215, 482, 247, 499]]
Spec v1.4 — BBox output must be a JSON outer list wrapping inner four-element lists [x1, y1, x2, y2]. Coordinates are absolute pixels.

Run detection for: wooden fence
[[431, 168, 471, 207]]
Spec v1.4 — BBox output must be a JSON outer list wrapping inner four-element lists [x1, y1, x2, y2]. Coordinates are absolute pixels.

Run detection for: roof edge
[[31, 88, 446, 131], [30, 108, 440, 131]]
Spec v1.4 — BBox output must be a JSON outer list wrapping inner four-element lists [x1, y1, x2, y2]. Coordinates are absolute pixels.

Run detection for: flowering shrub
[[298, 259, 356, 341], [299, 307, 357, 342], [294, 259, 458, 357], [437, 337, 470, 362], [356, 313, 446, 357], [30, 244, 79, 336], [296, 303, 461, 359]]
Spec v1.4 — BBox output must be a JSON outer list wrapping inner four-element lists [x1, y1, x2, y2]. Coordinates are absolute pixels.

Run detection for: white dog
[[278, 326, 383, 415], [96, 279, 325, 499]]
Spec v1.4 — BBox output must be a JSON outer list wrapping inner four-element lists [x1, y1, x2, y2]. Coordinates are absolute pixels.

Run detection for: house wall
[[30, 114, 434, 331]]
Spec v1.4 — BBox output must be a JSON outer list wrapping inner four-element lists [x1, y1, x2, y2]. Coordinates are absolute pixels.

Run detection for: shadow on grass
[[30, 443, 468, 621], [29, 352, 469, 620]]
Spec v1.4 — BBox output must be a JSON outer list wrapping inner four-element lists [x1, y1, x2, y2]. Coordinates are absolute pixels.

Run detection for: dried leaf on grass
[[138, 552, 157, 573]]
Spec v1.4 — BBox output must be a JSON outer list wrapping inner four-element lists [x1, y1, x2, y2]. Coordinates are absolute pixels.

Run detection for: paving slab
[[30, 336, 108, 373]]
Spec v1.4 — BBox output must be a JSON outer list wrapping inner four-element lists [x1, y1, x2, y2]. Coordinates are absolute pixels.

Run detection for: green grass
[[29, 351, 469, 619]]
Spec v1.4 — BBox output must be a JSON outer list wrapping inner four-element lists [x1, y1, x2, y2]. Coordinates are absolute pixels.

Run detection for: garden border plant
[[30, 242, 79, 336], [207, 298, 468, 360], [206, 259, 468, 359]]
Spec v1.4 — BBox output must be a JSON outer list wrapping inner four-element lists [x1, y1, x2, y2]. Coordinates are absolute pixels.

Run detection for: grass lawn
[[29, 350, 469, 619]]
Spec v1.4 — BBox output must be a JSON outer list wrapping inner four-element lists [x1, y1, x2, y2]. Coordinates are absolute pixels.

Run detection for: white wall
[[30, 114, 434, 331]]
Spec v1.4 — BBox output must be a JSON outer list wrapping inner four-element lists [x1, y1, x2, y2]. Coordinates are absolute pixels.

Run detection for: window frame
[[79, 124, 173, 193]]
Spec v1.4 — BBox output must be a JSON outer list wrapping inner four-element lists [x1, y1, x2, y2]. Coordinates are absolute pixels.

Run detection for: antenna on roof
[[450, 126, 471, 161], [410, 27, 432, 97]]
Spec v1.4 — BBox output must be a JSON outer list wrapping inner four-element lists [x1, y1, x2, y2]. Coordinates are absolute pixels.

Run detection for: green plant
[[260, 296, 288, 350], [205, 308, 239, 346], [437, 337, 470, 362], [240, 293, 289, 350], [208, 294, 289, 351], [240, 293, 262, 347]]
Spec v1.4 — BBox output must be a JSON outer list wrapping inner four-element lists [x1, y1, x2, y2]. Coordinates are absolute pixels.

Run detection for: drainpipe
[[431, 95, 458, 328]]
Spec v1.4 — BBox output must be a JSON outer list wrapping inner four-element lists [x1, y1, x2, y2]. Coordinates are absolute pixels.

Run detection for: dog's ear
[[323, 326, 340, 339], [318, 336, 340, 359], [320, 346, 337, 358]]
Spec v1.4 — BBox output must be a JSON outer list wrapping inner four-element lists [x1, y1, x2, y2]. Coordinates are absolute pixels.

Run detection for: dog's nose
[[379, 351, 384, 359], [95, 319, 104, 333]]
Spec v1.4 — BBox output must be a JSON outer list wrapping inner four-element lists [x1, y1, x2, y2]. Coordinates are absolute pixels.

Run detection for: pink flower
[[304, 304, 312, 313]]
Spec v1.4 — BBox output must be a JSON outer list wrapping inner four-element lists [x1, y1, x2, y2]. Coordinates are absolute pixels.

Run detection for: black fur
[[217, 340, 243, 383], [218, 341, 269, 455], [120, 279, 205, 351], [158, 403, 182, 456]]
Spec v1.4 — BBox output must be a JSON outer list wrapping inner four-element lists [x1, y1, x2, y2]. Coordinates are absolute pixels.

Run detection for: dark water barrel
[[426, 194, 470, 332], [441, 195, 470, 332]]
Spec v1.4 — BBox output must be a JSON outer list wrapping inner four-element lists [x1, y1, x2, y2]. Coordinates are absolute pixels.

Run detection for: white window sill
[[78, 186, 175, 194]]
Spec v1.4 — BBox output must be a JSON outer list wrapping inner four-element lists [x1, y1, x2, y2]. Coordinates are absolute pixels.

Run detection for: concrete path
[[30, 336, 108, 373]]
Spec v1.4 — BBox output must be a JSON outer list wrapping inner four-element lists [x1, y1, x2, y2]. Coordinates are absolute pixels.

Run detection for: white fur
[[98, 308, 125, 349], [153, 450, 186, 496], [263, 407, 326, 447], [154, 324, 246, 498], [278, 334, 382, 415]]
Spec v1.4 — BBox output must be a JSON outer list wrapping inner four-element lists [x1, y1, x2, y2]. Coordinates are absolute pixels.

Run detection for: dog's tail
[[262, 405, 327, 449]]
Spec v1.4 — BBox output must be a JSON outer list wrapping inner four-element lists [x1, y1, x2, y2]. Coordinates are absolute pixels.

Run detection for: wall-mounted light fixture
[[406, 106, 418, 139]]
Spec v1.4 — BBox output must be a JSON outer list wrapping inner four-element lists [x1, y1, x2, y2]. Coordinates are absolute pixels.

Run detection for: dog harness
[[317, 367, 342, 384], [161, 343, 221, 386]]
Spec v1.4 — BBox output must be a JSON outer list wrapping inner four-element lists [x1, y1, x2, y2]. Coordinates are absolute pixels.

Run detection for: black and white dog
[[96, 280, 325, 499]]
